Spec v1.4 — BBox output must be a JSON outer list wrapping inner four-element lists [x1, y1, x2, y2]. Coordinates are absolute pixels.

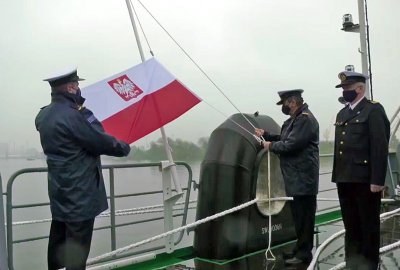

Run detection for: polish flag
[[82, 58, 201, 143]]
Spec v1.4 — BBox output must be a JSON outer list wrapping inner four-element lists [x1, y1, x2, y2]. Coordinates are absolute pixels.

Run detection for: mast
[[125, 0, 183, 253], [125, 0, 182, 188], [341, 0, 371, 99], [357, 0, 370, 99], [124, 1, 183, 194]]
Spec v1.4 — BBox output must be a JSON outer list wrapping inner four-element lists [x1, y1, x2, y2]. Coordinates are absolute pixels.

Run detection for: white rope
[[12, 197, 394, 226], [101, 200, 196, 216], [328, 239, 400, 270], [307, 229, 346, 270], [378, 206, 400, 220], [87, 198, 259, 265], [258, 197, 395, 202], [329, 262, 345, 270], [308, 208, 400, 270], [11, 217, 53, 226], [265, 151, 276, 261], [11, 201, 197, 226], [99, 206, 196, 218]]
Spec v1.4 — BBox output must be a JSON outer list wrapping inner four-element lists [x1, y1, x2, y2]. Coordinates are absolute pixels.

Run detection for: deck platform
[[126, 209, 400, 270]]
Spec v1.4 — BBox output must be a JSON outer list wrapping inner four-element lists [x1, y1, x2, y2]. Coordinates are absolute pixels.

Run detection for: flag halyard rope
[[265, 150, 276, 261]]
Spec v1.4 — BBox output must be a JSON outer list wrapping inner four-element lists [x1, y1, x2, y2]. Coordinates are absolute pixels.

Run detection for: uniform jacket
[[263, 103, 319, 196], [35, 92, 130, 222], [332, 97, 390, 185]]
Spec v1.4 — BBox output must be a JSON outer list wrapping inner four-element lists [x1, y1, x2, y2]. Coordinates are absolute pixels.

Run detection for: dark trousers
[[290, 195, 317, 263], [337, 183, 381, 270], [48, 218, 95, 270]]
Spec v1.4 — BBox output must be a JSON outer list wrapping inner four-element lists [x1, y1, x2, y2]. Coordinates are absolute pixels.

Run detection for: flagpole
[[125, 0, 183, 195]]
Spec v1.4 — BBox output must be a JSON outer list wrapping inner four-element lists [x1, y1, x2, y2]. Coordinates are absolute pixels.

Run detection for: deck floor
[[161, 214, 400, 270]]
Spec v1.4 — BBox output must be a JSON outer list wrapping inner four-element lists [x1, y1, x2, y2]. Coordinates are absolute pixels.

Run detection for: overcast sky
[[1, 0, 399, 151]]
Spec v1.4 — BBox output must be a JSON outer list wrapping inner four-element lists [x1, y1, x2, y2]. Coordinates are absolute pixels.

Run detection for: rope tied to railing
[[10, 197, 396, 226]]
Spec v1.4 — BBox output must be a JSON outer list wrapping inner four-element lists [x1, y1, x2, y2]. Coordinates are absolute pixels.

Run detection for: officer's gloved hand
[[120, 142, 131, 156]]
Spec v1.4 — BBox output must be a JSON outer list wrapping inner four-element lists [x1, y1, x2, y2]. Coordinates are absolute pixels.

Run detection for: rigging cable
[[364, 0, 373, 100], [128, 0, 258, 142], [135, 0, 258, 133], [129, 0, 154, 56]]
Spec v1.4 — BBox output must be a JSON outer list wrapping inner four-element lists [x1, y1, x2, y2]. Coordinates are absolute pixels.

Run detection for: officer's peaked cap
[[276, 89, 304, 105], [335, 71, 369, 88], [43, 67, 85, 87]]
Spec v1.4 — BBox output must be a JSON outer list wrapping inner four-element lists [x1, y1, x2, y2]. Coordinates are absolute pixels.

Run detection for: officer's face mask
[[281, 103, 291, 115], [342, 89, 358, 103], [75, 88, 86, 105], [75, 87, 81, 97]]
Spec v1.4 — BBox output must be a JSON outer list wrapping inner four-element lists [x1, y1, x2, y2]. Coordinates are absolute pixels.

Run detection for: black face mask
[[342, 90, 357, 103], [281, 104, 291, 115], [75, 88, 86, 105]]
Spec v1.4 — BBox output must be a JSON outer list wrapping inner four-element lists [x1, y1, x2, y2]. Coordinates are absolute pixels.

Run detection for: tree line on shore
[[125, 137, 341, 162]]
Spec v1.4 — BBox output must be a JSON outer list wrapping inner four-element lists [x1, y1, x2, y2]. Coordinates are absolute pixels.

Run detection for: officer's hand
[[255, 128, 265, 137], [121, 142, 131, 156], [260, 141, 271, 150], [370, 184, 384, 193]]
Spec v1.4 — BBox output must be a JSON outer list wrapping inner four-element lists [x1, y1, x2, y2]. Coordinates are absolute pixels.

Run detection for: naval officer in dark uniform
[[36, 67, 131, 270], [255, 89, 319, 266], [332, 71, 390, 270]]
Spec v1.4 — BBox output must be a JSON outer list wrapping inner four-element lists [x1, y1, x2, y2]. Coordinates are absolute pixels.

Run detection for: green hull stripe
[[118, 209, 343, 269], [118, 247, 194, 270]]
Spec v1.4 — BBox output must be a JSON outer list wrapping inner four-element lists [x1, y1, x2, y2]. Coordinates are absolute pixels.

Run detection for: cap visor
[[276, 100, 283, 105], [335, 80, 357, 88]]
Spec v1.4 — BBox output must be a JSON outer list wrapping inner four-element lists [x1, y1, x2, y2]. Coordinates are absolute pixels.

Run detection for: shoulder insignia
[[369, 100, 379, 104], [40, 105, 48, 110], [87, 114, 97, 124], [78, 105, 85, 111], [301, 112, 309, 116]]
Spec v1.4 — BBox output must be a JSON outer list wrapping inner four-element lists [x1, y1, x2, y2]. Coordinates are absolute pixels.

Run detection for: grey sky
[[1, 0, 399, 151]]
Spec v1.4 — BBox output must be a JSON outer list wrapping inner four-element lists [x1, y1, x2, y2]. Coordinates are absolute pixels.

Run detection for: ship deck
[[121, 205, 400, 270]]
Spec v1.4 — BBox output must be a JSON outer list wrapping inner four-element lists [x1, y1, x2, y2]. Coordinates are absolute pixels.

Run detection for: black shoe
[[284, 257, 304, 266], [282, 251, 295, 259]]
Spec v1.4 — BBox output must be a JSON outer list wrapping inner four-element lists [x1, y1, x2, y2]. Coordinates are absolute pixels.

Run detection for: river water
[[1, 156, 336, 269]]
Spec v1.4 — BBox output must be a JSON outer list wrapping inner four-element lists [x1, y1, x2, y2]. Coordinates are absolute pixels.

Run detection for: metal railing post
[[0, 174, 9, 270], [161, 161, 180, 253], [6, 174, 14, 270], [109, 168, 117, 252]]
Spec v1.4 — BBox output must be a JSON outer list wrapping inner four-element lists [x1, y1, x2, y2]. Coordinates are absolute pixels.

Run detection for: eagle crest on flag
[[108, 75, 143, 101]]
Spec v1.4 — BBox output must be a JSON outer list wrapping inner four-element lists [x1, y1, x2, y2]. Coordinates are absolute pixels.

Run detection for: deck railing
[[3, 153, 398, 269], [4, 162, 194, 270]]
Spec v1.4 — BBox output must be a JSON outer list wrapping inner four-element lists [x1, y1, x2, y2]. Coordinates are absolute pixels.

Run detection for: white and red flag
[[82, 58, 201, 144]]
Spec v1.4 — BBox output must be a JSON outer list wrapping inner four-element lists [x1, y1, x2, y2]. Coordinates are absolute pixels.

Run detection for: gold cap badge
[[339, 73, 347, 81]]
